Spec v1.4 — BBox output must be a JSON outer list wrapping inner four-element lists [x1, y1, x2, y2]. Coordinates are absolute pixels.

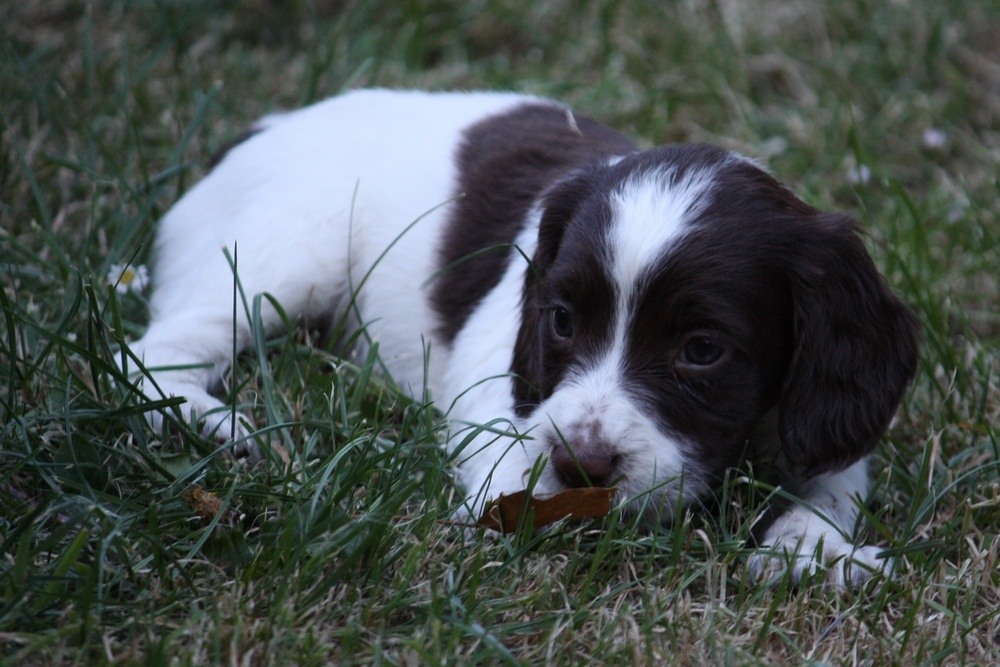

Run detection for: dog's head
[[511, 144, 918, 518]]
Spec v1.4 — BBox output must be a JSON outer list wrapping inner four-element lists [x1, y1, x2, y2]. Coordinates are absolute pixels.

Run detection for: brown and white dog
[[130, 89, 918, 586]]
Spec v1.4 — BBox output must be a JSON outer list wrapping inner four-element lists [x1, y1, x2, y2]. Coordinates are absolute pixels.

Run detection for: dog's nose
[[550, 444, 619, 488]]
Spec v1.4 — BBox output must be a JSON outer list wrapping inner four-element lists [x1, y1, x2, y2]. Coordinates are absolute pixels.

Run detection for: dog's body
[[132, 89, 918, 585]]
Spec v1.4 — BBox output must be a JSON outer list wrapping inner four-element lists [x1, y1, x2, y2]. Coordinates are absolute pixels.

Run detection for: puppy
[[129, 89, 918, 586]]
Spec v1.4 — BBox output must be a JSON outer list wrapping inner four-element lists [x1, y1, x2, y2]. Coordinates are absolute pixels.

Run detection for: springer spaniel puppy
[[130, 89, 918, 586]]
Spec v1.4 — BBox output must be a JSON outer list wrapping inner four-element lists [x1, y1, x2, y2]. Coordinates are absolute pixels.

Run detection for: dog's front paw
[[827, 544, 892, 588], [143, 382, 262, 462], [748, 507, 892, 588], [748, 541, 891, 588], [196, 407, 262, 462]]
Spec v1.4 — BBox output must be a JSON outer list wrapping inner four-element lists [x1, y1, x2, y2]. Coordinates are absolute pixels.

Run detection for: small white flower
[[922, 127, 948, 150], [847, 163, 872, 186], [107, 263, 149, 295]]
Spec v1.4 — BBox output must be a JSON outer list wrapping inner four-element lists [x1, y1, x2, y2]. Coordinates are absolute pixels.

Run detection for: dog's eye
[[550, 307, 573, 340], [681, 336, 725, 366]]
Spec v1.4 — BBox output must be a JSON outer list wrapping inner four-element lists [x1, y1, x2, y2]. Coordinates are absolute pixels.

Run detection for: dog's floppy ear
[[779, 213, 919, 477], [510, 174, 592, 415]]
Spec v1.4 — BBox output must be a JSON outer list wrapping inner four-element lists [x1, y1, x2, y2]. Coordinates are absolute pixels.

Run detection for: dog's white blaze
[[606, 167, 717, 304], [599, 166, 718, 408]]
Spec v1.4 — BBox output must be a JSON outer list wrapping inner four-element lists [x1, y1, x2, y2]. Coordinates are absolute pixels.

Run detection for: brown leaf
[[476, 487, 616, 532], [185, 484, 223, 522]]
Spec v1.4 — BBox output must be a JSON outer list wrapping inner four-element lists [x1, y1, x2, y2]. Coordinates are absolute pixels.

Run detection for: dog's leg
[[439, 222, 560, 518], [127, 307, 252, 445], [749, 458, 891, 587], [127, 192, 354, 454], [452, 429, 549, 515], [444, 360, 552, 518]]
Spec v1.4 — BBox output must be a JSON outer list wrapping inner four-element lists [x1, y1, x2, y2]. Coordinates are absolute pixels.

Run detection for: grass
[[1, 0, 998, 663]]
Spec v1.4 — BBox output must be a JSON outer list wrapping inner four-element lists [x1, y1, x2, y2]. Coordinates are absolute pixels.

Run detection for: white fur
[[749, 460, 890, 587], [442, 219, 547, 509], [606, 167, 714, 298]]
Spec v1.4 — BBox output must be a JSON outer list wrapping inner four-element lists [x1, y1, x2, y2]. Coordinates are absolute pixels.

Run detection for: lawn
[[1, 0, 998, 664]]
